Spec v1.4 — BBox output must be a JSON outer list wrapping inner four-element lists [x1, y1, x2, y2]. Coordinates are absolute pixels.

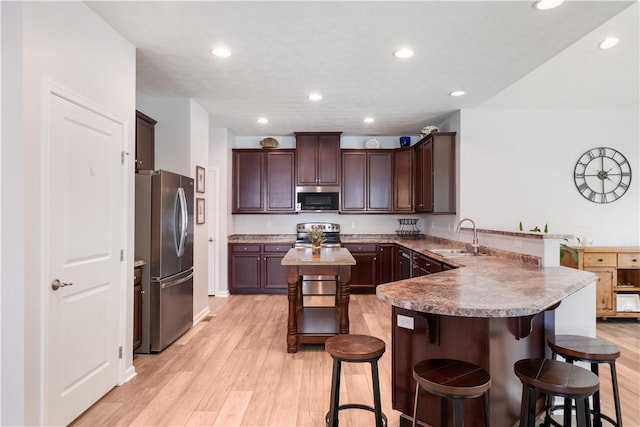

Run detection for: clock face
[[574, 147, 632, 203]]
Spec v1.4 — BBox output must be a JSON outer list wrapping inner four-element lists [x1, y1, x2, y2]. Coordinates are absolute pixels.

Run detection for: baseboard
[[193, 306, 211, 324]]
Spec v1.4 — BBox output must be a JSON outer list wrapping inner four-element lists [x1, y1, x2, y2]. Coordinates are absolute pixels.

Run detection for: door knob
[[51, 279, 73, 291]]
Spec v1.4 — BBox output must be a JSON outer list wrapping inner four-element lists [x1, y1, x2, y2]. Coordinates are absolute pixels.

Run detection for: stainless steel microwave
[[296, 187, 340, 212]]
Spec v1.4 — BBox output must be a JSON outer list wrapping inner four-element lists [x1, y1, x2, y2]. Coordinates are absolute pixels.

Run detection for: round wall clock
[[574, 147, 632, 203]]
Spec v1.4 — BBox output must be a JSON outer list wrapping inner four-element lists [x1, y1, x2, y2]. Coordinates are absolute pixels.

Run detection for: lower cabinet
[[133, 266, 142, 351], [412, 252, 442, 277], [229, 243, 291, 293], [342, 243, 378, 293]]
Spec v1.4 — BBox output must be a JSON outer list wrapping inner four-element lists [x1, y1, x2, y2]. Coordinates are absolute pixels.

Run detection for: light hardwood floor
[[71, 295, 639, 427]]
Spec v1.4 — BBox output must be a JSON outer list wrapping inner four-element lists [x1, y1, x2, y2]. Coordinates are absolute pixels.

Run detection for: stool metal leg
[[412, 383, 420, 427], [327, 358, 342, 427], [370, 360, 384, 427], [453, 398, 464, 427], [610, 361, 623, 427]]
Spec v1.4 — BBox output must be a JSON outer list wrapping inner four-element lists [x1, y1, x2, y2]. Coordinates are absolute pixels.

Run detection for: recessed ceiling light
[[598, 37, 619, 50], [211, 47, 232, 57], [394, 48, 414, 59], [533, 0, 564, 10], [308, 93, 323, 101], [257, 117, 268, 124], [363, 117, 375, 123], [449, 90, 465, 97]]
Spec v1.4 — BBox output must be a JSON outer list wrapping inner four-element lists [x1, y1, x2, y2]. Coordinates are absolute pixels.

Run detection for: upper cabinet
[[341, 150, 393, 213], [393, 147, 414, 213], [414, 132, 456, 214], [232, 149, 296, 213], [135, 110, 157, 171], [295, 132, 341, 186]]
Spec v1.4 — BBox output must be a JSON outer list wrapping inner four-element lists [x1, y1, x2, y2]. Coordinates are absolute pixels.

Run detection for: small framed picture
[[196, 198, 205, 224], [196, 166, 205, 193]]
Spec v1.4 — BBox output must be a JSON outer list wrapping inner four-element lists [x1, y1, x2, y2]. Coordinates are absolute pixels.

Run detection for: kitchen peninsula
[[376, 256, 597, 426], [281, 247, 356, 353]]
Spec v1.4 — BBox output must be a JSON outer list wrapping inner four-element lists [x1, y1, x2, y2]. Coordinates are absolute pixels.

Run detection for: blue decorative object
[[400, 136, 410, 147]]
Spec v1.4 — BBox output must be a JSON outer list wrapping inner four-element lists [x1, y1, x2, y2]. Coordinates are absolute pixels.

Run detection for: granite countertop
[[376, 256, 596, 318], [281, 247, 356, 266]]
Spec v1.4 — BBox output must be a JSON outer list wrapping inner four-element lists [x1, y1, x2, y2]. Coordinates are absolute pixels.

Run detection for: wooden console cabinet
[[561, 246, 640, 319]]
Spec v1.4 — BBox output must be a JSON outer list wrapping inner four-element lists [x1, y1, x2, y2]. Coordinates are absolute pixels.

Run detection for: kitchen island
[[376, 255, 597, 427], [282, 247, 356, 353]]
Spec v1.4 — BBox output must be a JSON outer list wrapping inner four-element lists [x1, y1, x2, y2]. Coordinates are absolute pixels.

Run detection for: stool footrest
[[547, 404, 619, 427], [325, 404, 388, 427]]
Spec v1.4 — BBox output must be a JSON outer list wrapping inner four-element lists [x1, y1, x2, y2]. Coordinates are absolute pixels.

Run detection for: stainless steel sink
[[430, 248, 483, 258]]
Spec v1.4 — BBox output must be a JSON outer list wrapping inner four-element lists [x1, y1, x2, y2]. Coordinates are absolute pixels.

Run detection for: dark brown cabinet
[[228, 243, 290, 293], [414, 132, 456, 214], [393, 148, 414, 213], [135, 110, 156, 171], [378, 244, 395, 285], [411, 252, 442, 277], [133, 266, 142, 351], [341, 150, 393, 213], [232, 149, 296, 213], [343, 243, 377, 294], [295, 132, 341, 186]]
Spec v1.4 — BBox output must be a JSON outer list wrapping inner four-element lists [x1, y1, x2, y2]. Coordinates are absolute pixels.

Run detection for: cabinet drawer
[[583, 253, 617, 267], [231, 244, 261, 253], [413, 254, 442, 273], [618, 253, 640, 268], [264, 244, 291, 253], [343, 243, 377, 253]]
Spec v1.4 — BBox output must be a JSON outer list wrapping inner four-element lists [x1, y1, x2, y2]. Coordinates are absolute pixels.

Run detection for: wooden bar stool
[[514, 358, 599, 427], [548, 335, 623, 427], [325, 334, 387, 427], [412, 358, 491, 427]]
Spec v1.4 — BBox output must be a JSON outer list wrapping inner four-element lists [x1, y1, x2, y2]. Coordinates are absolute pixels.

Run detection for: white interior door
[[45, 89, 123, 426]]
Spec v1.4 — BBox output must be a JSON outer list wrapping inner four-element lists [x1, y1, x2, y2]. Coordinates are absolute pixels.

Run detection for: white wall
[[190, 100, 210, 319], [4, 2, 136, 425]]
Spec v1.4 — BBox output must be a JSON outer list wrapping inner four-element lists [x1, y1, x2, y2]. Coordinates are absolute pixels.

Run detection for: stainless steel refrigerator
[[135, 170, 194, 353]]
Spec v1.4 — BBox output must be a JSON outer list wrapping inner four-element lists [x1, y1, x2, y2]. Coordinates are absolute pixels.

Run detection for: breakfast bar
[[282, 247, 356, 353], [376, 255, 597, 427]]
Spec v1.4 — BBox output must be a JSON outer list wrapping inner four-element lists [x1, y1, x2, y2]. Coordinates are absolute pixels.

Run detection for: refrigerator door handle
[[160, 272, 194, 289], [176, 187, 188, 257]]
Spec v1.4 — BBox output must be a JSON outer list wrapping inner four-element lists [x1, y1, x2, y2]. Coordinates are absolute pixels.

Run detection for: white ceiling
[[86, 1, 635, 136]]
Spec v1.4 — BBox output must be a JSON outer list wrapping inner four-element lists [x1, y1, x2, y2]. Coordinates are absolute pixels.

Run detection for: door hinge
[[120, 249, 124, 261], [118, 346, 123, 359]]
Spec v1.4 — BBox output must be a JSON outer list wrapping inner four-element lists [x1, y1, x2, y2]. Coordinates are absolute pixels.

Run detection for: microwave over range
[[296, 186, 340, 212]]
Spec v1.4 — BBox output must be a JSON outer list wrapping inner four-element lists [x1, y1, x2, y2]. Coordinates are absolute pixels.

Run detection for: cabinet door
[[229, 245, 262, 292], [233, 150, 264, 213], [378, 244, 395, 285], [414, 140, 433, 213], [266, 150, 296, 212], [367, 151, 393, 212], [394, 148, 414, 213], [133, 267, 142, 351], [296, 134, 319, 186], [341, 151, 367, 211], [317, 134, 340, 185], [135, 110, 156, 171], [588, 267, 616, 316]]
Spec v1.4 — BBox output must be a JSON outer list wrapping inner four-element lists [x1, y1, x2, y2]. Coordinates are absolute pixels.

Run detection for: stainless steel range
[[294, 222, 342, 248], [294, 222, 341, 306]]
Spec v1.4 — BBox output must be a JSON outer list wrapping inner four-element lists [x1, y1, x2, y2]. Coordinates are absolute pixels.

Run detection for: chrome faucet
[[456, 218, 479, 254]]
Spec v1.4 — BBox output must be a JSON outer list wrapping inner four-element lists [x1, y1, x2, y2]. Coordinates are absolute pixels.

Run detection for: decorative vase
[[311, 241, 321, 255]]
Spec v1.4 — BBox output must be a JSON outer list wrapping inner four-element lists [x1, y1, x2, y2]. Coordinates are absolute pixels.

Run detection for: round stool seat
[[548, 334, 620, 362], [325, 334, 385, 361], [515, 358, 599, 398], [414, 359, 491, 398]]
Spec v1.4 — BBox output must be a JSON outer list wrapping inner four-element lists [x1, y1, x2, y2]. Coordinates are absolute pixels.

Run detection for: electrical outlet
[[397, 314, 414, 330]]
